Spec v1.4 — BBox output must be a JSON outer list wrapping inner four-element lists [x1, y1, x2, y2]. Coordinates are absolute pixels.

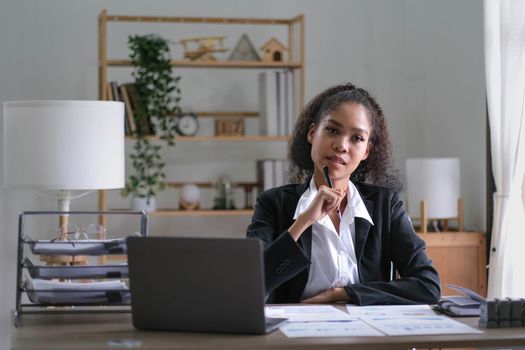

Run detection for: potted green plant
[[121, 139, 165, 211], [122, 34, 181, 210]]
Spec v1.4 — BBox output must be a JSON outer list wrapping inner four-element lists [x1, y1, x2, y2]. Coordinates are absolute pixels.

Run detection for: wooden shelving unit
[[106, 59, 302, 69], [97, 10, 304, 219], [126, 135, 289, 142]]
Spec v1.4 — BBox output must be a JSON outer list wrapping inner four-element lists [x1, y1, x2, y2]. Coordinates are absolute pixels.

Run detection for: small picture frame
[[215, 118, 245, 136]]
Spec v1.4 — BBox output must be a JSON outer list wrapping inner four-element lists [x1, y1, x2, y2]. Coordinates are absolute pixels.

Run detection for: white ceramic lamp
[[406, 158, 463, 232], [3, 100, 125, 213]]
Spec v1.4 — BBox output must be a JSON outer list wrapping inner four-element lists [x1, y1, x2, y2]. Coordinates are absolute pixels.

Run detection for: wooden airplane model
[[177, 36, 228, 61]]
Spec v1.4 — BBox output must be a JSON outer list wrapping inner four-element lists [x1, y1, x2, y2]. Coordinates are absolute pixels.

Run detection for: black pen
[[322, 166, 342, 219]]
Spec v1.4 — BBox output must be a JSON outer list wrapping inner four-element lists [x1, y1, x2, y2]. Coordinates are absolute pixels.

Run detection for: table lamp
[[3, 100, 125, 261], [406, 158, 463, 233]]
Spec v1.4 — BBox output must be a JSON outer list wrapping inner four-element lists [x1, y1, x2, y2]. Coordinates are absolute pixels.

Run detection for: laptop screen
[[127, 236, 269, 333]]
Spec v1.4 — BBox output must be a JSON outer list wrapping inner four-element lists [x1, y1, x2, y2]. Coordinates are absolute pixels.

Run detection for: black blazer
[[246, 181, 441, 305]]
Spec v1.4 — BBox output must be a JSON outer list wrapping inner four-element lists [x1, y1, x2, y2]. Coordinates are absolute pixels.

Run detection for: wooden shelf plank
[[106, 59, 302, 69], [153, 209, 253, 217], [107, 209, 253, 216], [193, 111, 258, 118], [106, 15, 292, 25], [165, 181, 257, 188], [126, 135, 289, 142]]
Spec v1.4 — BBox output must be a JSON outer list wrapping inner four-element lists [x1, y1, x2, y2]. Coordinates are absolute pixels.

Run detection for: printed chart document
[[347, 305, 481, 336], [347, 304, 438, 317], [265, 305, 353, 322], [279, 319, 384, 338], [270, 305, 482, 338], [266, 305, 383, 338], [358, 315, 482, 336]]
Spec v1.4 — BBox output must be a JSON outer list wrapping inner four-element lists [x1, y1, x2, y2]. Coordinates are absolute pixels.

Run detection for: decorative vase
[[132, 196, 156, 212]]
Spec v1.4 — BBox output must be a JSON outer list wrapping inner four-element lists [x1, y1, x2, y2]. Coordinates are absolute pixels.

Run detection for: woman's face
[[307, 102, 372, 189]]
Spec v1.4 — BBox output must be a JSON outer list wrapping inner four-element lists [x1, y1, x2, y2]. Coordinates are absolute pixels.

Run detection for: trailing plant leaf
[[123, 34, 181, 200], [121, 139, 165, 199], [128, 34, 181, 144]]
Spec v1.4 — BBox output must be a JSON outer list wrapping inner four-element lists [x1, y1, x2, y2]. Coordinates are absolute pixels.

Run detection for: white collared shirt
[[293, 178, 374, 300]]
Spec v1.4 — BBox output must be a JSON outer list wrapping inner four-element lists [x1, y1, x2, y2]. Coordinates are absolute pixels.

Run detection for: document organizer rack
[[13, 211, 148, 327]]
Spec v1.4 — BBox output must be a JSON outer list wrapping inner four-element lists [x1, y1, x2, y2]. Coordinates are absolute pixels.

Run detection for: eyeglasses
[[52, 223, 107, 242]]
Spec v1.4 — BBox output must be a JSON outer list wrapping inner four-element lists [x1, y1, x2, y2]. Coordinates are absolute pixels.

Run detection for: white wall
[[0, 0, 485, 348]]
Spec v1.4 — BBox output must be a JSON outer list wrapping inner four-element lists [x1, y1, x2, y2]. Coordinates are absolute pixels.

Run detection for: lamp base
[[418, 198, 464, 233]]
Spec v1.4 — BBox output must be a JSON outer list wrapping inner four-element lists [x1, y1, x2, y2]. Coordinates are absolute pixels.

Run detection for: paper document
[[359, 315, 482, 336], [265, 305, 353, 322], [31, 278, 127, 290], [29, 238, 127, 255], [279, 319, 384, 338], [25, 259, 128, 279], [347, 304, 437, 317], [25, 278, 130, 304]]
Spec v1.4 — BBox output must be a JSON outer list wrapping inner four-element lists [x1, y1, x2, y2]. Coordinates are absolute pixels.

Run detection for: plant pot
[[132, 196, 156, 212]]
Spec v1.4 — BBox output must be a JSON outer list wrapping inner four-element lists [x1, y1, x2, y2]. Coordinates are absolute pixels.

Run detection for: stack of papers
[[25, 278, 130, 305], [265, 305, 483, 338], [28, 238, 127, 255], [24, 258, 128, 279]]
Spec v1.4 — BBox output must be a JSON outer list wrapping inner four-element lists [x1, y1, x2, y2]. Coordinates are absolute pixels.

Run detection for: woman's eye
[[352, 135, 366, 142], [325, 127, 337, 135]]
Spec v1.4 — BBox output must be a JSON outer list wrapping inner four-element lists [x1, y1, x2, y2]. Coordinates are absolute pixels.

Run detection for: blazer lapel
[[354, 198, 375, 263]]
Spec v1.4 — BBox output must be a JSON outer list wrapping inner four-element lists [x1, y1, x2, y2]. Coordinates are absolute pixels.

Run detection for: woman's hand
[[288, 185, 345, 241], [302, 185, 345, 224], [301, 288, 350, 303]]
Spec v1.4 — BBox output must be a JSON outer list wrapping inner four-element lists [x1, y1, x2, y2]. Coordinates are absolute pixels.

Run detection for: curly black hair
[[289, 82, 401, 190]]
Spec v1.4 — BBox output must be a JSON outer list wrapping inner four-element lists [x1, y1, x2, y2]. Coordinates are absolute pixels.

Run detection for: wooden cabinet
[[97, 10, 304, 219], [418, 232, 487, 297]]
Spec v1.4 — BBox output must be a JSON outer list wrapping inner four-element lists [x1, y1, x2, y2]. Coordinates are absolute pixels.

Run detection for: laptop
[[127, 236, 287, 334]]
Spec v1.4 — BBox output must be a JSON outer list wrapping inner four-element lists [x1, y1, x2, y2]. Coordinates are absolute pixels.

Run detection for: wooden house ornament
[[260, 38, 287, 62]]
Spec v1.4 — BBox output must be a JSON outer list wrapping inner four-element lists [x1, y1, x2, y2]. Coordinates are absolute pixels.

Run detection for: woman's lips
[[326, 156, 347, 165]]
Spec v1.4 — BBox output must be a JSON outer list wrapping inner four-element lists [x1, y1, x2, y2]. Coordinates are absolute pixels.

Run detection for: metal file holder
[[13, 211, 148, 327]]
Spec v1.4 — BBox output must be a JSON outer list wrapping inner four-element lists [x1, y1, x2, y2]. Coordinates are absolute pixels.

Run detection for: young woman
[[246, 83, 440, 305]]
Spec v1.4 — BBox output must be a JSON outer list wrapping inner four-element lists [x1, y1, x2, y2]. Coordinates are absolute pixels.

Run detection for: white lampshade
[[3, 100, 125, 190], [406, 158, 460, 219]]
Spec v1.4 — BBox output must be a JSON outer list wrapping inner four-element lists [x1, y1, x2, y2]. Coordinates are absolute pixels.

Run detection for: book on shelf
[[119, 84, 137, 135], [123, 83, 154, 136], [106, 82, 154, 136], [106, 82, 114, 101], [258, 71, 295, 137], [258, 71, 278, 136], [257, 159, 290, 193], [110, 81, 131, 135], [109, 81, 120, 102], [285, 71, 294, 134]]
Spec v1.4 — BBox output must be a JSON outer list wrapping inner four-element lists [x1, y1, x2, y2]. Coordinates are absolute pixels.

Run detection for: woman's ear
[[307, 123, 316, 144], [362, 143, 371, 160]]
